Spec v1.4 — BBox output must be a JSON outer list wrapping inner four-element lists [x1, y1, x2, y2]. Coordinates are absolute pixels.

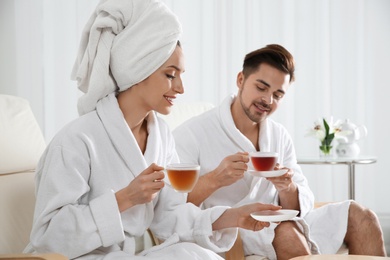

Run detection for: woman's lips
[[164, 95, 175, 105]]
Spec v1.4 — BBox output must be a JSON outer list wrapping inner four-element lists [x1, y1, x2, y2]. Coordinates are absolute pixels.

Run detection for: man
[[173, 44, 386, 260]]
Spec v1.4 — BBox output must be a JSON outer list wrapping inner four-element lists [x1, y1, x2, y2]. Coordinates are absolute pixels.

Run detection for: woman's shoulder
[[48, 112, 101, 147]]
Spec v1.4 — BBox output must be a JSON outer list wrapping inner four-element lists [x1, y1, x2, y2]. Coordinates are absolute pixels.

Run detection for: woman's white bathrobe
[[24, 93, 238, 260], [173, 94, 351, 259]]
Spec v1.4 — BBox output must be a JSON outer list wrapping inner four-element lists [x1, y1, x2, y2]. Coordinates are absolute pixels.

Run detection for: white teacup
[[165, 163, 200, 192], [249, 152, 279, 171]]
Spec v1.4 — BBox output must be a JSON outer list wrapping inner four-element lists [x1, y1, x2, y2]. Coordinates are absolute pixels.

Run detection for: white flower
[[306, 117, 351, 142], [332, 120, 352, 141], [305, 118, 325, 141]]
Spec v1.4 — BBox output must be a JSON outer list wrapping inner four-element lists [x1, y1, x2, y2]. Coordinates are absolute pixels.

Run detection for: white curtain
[[1, 0, 390, 215]]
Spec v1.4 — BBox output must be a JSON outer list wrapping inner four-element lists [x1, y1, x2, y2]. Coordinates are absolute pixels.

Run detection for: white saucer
[[247, 169, 287, 178], [250, 209, 299, 222]]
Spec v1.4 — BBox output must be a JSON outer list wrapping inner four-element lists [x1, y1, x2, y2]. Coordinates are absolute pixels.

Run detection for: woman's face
[[132, 45, 185, 115]]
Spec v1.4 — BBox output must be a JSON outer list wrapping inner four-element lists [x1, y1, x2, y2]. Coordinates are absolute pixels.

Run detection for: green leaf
[[324, 133, 335, 146], [323, 118, 330, 136]]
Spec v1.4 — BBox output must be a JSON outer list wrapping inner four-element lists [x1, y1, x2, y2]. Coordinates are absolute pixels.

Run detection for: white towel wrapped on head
[[71, 0, 182, 115]]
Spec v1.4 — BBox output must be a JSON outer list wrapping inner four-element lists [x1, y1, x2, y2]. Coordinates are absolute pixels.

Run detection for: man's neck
[[231, 99, 260, 150]]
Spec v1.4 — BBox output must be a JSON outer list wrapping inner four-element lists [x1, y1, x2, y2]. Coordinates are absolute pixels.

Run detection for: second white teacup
[[165, 163, 200, 193]]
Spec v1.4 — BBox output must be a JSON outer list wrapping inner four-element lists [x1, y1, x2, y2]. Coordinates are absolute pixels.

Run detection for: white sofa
[[0, 95, 67, 259]]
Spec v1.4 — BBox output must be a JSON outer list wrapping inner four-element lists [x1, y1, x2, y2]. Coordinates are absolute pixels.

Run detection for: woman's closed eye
[[166, 74, 176, 80]]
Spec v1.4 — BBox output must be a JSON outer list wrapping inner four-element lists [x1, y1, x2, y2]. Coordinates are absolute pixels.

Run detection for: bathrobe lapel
[[97, 93, 163, 177], [96, 93, 168, 238], [143, 112, 163, 166]]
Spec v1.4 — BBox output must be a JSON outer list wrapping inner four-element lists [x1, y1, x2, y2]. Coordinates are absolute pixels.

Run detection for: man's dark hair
[[242, 44, 295, 83]]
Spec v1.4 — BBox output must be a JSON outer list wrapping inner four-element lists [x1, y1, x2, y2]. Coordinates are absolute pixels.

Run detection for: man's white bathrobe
[[24, 93, 238, 260], [173, 94, 351, 259]]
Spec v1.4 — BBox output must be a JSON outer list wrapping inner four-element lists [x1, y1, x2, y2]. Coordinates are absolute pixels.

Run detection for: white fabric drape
[[1, 0, 389, 216]]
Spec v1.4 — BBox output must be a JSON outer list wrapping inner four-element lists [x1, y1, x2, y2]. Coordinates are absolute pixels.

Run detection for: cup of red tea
[[249, 152, 278, 171], [165, 163, 200, 192]]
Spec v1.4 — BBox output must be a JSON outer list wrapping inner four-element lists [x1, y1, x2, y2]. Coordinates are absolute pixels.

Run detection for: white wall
[[1, 0, 389, 243]]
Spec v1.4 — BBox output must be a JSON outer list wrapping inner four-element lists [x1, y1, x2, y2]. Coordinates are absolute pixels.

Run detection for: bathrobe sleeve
[[27, 124, 124, 259], [150, 185, 237, 253], [29, 144, 124, 258]]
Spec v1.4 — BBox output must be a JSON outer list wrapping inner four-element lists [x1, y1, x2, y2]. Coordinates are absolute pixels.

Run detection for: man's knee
[[274, 221, 304, 239], [273, 221, 311, 255], [345, 201, 386, 255], [348, 201, 379, 224]]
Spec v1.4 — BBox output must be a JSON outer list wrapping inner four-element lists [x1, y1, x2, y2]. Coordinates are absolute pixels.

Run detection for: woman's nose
[[174, 78, 184, 94]]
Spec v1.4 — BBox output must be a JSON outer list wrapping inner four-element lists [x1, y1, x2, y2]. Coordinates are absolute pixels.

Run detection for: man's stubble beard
[[238, 88, 264, 124]]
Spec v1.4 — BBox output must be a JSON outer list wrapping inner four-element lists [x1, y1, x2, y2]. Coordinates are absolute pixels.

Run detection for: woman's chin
[[156, 107, 172, 115]]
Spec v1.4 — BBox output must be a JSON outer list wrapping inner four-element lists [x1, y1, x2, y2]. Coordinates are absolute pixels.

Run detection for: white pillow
[[157, 101, 214, 130], [0, 95, 46, 174]]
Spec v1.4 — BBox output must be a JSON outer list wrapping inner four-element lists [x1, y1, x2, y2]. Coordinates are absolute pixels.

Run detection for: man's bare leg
[[344, 201, 386, 256], [273, 221, 311, 260]]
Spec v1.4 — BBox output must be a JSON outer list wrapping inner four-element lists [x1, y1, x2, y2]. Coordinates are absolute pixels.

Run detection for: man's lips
[[254, 102, 270, 113]]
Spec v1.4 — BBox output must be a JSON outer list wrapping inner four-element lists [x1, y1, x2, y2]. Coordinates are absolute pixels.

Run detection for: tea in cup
[[166, 163, 200, 192], [249, 152, 278, 171]]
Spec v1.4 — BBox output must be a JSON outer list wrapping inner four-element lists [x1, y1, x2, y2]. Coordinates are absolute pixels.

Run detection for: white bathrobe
[[173, 94, 351, 259], [24, 93, 238, 260]]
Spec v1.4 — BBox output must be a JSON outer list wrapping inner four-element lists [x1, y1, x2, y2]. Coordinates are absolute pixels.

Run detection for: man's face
[[237, 63, 290, 123]]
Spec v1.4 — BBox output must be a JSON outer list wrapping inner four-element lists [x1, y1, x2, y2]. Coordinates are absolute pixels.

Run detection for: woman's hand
[[115, 163, 165, 212], [212, 203, 282, 231]]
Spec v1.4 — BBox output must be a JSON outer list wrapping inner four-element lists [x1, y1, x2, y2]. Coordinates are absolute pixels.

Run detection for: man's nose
[[262, 93, 273, 104]]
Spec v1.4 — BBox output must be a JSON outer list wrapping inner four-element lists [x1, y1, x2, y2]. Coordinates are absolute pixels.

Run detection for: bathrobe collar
[[218, 94, 272, 153], [96, 93, 162, 178]]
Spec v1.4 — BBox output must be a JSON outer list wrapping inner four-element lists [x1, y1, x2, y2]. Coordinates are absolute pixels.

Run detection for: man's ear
[[236, 71, 244, 89]]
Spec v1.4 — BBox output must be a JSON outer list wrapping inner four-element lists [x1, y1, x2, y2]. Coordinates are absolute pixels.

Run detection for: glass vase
[[319, 144, 335, 159]]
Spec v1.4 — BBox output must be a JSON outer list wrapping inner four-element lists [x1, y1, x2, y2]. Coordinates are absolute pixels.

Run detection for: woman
[[24, 0, 280, 259]]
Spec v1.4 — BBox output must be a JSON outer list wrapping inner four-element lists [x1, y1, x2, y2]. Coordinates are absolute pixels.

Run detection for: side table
[[297, 156, 377, 200]]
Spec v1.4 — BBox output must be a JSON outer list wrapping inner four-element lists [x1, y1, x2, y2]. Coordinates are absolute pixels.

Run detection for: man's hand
[[266, 163, 300, 210], [210, 152, 249, 189], [266, 163, 295, 192], [187, 152, 249, 206]]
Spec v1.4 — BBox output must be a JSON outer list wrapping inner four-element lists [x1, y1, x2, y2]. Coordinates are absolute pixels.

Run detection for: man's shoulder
[[173, 108, 218, 139], [266, 118, 291, 135], [267, 117, 284, 128]]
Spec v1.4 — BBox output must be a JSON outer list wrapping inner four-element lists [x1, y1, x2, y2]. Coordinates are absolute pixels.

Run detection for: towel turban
[[71, 0, 182, 115]]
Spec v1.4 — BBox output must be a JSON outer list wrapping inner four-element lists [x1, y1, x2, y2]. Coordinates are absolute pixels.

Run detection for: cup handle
[[163, 180, 173, 189], [160, 169, 173, 189], [356, 125, 368, 140]]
